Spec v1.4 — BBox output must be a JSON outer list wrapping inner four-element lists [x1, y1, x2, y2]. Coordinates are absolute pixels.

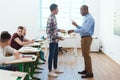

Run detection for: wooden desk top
[[35, 38, 43, 42], [25, 42, 41, 47], [39, 41, 45, 44], [18, 47, 40, 53], [0, 69, 27, 80], [4, 55, 37, 64]]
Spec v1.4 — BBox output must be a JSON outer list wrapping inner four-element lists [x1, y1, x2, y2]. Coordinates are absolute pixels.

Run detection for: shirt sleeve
[[0, 46, 17, 64], [0, 56, 15, 64], [6, 46, 18, 54], [74, 18, 94, 34], [76, 26, 82, 29]]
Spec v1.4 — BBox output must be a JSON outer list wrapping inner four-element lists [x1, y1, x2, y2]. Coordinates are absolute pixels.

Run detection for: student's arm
[[0, 55, 16, 64], [14, 38, 34, 46], [6, 46, 20, 59], [6, 46, 17, 54], [0, 46, 20, 64], [23, 38, 29, 42], [23, 37, 31, 42]]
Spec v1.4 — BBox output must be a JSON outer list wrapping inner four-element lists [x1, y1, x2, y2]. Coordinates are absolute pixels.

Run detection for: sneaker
[[54, 69, 63, 73], [48, 71, 58, 77]]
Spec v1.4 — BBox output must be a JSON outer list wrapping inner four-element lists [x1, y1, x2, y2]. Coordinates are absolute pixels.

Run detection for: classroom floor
[[34, 48, 120, 80]]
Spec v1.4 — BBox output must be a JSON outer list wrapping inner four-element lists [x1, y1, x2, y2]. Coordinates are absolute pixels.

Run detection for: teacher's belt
[[81, 36, 91, 38]]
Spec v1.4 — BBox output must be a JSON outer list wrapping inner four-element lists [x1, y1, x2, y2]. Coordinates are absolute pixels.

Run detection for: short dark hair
[[18, 26, 24, 30], [81, 5, 88, 10], [50, 4, 58, 11], [0, 31, 11, 42]]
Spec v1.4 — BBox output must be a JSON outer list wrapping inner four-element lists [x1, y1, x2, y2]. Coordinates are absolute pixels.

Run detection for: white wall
[[99, 0, 120, 64], [0, 0, 39, 39]]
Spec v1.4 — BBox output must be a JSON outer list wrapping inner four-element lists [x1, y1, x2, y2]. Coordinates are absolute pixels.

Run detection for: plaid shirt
[[46, 13, 59, 43]]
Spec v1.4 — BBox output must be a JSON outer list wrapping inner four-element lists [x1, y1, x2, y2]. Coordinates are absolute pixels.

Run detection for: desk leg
[[29, 62, 35, 78], [18, 63, 24, 72], [34, 59, 42, 73], [24, 63, 29, 80], [74, 47, 77, 56], [29, 62, 41, 80], [18, 63, 29, 80]]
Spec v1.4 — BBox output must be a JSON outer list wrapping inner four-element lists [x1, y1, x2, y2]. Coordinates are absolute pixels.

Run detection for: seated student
[[22, 27, 46, 62], [10, 26, 34, 50], [10, 26, 46, 62], [0, 31, 20, 70]]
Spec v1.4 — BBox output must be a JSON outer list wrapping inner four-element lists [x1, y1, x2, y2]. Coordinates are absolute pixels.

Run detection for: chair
[[58, 47, 67, 54]]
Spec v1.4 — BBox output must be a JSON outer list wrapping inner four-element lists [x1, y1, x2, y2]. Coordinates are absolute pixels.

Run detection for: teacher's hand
[[72, 21, 78, 27], [68, 30, 74, 34]]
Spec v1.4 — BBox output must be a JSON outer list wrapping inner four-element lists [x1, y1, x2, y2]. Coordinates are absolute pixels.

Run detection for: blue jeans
[[48, 42, 58, 71]]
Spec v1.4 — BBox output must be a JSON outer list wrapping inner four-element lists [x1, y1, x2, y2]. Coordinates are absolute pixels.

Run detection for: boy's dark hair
[[18, 26, 24, 30], [0, 31, 11, 42], [50, 4, 58, 11]]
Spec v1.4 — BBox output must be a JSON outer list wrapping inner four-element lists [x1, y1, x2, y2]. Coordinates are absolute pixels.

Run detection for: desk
[[4, 55, 37, 80], [34, 38, 43, 42], [59, 36, 80, 56], [35, 40, 46, 45], [18, 47, 41, 80], [25, 41, 47, 57], [18, 47, 40, 61], [25, 42, 41, 47], [4, 55, 37, 64], [18, 46, 40, 69], [0, 69, 27, 80], [19, 46, 40, 54], [34, 39, 48, 57]]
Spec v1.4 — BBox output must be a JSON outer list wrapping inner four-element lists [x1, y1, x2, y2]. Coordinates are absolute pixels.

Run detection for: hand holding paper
[[68, 30, 74, 34], [71, 20, 78, 27]]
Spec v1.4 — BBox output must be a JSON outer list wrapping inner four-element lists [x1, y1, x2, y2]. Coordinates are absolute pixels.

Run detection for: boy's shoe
[[48, 71, 58, 77], [54, 69, 63, 73]]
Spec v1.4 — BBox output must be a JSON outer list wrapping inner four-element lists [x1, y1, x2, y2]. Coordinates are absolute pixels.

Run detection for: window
[[40, 0, 85, 30]]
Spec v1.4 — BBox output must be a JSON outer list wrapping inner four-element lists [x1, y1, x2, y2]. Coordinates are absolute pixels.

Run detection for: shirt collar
[[84, 13, 90, 17], [51, 13, 55, 16]]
